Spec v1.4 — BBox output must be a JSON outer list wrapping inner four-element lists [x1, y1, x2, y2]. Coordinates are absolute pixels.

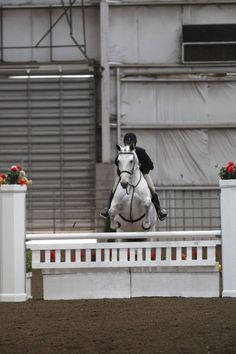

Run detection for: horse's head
[[116, 144, 139, 189]]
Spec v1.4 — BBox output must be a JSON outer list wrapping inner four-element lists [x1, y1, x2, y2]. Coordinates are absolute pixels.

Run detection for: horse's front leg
[[142, 197, 152, 230], [109, 202, 121, 231]]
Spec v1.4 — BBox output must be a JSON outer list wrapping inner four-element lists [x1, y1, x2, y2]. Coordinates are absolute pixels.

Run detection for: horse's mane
[[123, 145, 131, 152], [118, 144, 136, 153], [117, 144, 139, 164]]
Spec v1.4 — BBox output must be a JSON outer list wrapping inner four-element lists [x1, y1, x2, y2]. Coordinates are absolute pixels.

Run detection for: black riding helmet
[[123, 132, 137, 146]]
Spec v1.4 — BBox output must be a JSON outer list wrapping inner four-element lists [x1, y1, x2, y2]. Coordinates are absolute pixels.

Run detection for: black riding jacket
[[115, 146, 154, 175]]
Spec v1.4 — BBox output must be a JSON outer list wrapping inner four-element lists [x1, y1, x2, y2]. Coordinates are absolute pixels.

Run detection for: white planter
[[219, 179, 236, 297], [0, 185, 27, 302]]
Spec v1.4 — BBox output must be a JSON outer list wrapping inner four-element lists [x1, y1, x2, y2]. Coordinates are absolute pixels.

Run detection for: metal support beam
[[116, 67, 121, 144], [100, 0, 111, 162], [60, 0, 89, 60]]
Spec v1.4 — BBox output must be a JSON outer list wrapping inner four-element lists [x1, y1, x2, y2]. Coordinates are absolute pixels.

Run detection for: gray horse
[[109, 144, 157, 232]]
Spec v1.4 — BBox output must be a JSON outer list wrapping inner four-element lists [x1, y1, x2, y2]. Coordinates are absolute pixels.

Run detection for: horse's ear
[[130, 143, 135, 151], [116, 144, 121, 151]]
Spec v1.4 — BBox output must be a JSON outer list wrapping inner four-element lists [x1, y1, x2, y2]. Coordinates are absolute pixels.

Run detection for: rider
[[100, 132, 167, 221]]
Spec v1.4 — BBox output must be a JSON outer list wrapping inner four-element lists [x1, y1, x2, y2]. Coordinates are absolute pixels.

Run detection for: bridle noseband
[[115, 146, 150, 226], [116, 150, 145, 224], [117, 151, 137, 177]]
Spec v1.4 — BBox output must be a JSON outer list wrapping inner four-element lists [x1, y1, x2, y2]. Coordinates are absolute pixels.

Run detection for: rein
[[118, 151, 140, 185], [118, 212, 145, 224], [118, 151, 144, 223], [119, 183, 145, 223]]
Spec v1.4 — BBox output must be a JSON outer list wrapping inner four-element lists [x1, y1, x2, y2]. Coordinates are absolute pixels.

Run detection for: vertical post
[[0, 185, 27, 302], [220, 179, 236, 297], [116, 67, 121, 145], [100, 0, 110, 162]]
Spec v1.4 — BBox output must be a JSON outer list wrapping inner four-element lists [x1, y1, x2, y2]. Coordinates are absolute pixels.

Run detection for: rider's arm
[[136, 147, 154, 174]]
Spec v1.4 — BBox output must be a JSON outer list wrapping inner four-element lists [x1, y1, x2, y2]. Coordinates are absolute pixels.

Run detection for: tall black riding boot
[[151, 193, 167, 221], [100, 191, 114, 219]]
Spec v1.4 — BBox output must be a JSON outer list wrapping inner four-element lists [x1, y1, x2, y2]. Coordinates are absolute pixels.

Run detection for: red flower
[[227, 161, 235, 167], [182, 253, 187, 260], [10, 165, 19, 172], [50, 250, 55, 262], [18, 177, 28, 185], [226, 165, 235, 173], [151, 249, 156, 260], [16, 165, 22, 171]]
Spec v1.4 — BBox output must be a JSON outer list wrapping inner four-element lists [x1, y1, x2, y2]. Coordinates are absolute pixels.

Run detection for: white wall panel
[[120, 81, 236, 126], [1, 7, 99, 62], [183, 4, 236, 24], [84, 8, 100, 59], [155, 129, 210, 185], [3, 10, 32, 61], [109, 6, 181, 64], [208, 83, 236, 124], [109, 8, 139, 63], [137, 6, 181, 63], [121, 83, 157, 125], [0, 0, 75, 4], [130, 129, 210, 186]]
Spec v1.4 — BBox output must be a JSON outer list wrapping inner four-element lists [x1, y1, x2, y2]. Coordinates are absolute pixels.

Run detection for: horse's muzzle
[[120, 181, 128, 189]]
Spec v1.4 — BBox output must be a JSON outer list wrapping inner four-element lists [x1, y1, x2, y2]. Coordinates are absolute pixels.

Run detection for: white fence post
[[0, 185, 27, 302], [220, 179, 236, 297]]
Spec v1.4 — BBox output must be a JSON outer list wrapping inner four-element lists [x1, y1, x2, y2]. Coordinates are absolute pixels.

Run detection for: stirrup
[[158, 208, 167, 221], [100, 207, 109, 219]]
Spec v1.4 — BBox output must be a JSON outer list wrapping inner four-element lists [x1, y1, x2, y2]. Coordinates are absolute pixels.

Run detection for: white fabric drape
[[121, 81, 236, 125], [121, 81, 236, 185], [135, 129, 236, 186]]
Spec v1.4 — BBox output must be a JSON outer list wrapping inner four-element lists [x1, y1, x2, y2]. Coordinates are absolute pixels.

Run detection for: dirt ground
[[1, 271, 236, 354]]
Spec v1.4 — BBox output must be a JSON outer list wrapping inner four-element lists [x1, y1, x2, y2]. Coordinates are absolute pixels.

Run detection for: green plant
[[26, 249, 32, 273]]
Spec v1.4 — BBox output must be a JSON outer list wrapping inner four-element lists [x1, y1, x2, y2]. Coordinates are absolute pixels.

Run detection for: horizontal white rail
[[27, 238, 221, 270], [26, 230, 221, 241]]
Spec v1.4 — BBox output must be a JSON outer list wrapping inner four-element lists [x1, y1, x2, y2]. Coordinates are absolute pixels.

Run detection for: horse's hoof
[[110, 221, 121, 230], [142, 222, 151, 231]]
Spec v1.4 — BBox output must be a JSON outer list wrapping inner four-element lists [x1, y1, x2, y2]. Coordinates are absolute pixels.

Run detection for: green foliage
[[6, 170, 20, 184], [26, 249, 32, 273]]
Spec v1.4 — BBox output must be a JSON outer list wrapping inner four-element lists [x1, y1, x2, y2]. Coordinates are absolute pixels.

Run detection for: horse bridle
[[117, 151, 144, 223], [117, 151, 138, 177]]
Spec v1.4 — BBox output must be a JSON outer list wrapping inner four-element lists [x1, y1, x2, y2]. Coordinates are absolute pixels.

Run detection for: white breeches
[[143, 174, 156, 195]]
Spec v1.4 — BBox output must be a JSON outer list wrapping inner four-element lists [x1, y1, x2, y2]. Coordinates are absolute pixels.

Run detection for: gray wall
[[1, 1, 236, 187]]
